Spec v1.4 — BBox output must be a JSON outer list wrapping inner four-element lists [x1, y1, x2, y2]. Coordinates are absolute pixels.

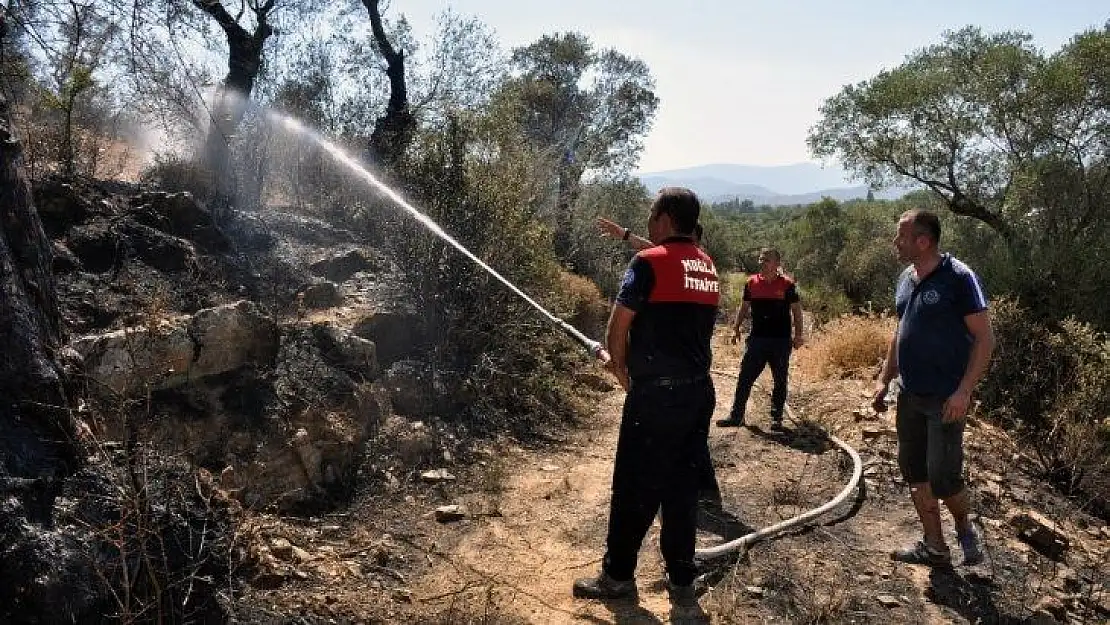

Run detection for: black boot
[[572, 570, 637, 600]]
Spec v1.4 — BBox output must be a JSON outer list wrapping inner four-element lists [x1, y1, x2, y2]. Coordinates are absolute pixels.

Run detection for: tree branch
[[192, 1, 246, 40]]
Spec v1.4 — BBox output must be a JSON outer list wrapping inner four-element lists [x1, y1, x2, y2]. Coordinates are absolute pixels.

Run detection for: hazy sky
[[392, 0, 1107, 173]]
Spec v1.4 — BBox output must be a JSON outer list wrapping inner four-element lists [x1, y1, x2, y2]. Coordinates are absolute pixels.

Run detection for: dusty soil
[[233, 330, 1109, 624]]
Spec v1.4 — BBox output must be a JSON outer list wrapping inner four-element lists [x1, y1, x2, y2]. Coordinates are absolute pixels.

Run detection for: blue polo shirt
[[895, 254, 988, 397]]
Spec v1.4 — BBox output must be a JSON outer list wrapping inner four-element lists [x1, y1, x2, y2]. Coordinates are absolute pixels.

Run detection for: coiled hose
[[694, 370, 863, 559]]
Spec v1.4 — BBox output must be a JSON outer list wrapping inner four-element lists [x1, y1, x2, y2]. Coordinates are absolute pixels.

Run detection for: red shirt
[[744, 273, 799, 338], [616, 237, 720, 379]]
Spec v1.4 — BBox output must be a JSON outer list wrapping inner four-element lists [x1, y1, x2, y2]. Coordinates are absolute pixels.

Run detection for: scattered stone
[[420, 468, 457, 483], [876, 594, 900, 608], [131, 191, 229, 253], [979, 481, 1004, 508], [311, 323, 379, 380], [301, 281, 343, 309], [310, 248, 381, 283], [981, 470, 1004, 484], [71, 300, 279, 394], [851, 408, 877, 422], [861, 426, 895, 441], [271, 538, 294, 560], [435, 505, 466, 522], [118, 221, 198, 272], [1092, 591, 1110, 616], [392, 589, 414, 603], [383, 360, 446, 417], [51, 241, 82, 273], [291, 545, 313, 563], [540, 463, 560, 472], [1010, 510, 1070, 559], [352, 310, 427, 368], [1031, 595, 1067, 622], [1055, 567, 1081, 593], [745, 586, 765, 597], [855, 574, 872, 583], [67, 222, 120, 272], [251, 571, 288, 589]]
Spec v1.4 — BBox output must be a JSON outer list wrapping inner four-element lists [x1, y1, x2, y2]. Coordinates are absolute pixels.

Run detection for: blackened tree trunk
[[0, 60, 72, 478], [363, 0, 415, 167], [0, 16, 86, 618], [194, 0, 274, 218]]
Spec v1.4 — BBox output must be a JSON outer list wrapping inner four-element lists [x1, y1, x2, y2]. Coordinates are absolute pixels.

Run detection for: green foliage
[[809, 23, 1110, 329], [561, 177, 650, 296], [980, 298, 1110, 510], [386, 116, 591, 436], [504, 32, 659, 177], [718, 272, 748, 323], [797, 282, 853, 326], [495, 32, 658, 263]]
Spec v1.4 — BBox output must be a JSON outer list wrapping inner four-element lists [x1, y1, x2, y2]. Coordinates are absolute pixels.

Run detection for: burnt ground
[[21, 174, 1108, 624], [226, 331, 1108, 624]]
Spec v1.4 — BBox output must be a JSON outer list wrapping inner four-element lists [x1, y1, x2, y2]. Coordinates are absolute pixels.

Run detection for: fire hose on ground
[[695, 370, 864, 559]]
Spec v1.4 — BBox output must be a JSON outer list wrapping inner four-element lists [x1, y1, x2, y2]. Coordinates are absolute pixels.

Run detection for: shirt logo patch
[[922, 289, 940, 305], [620, 267, 636, 291]]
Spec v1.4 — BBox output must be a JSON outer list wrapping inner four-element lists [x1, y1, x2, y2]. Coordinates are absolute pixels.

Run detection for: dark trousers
[[603, 378, 715, 587], [697, 424, 720, 500], [729, 336, 792, 420]]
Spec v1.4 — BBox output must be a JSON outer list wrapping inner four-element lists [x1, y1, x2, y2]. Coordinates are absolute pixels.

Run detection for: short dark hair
[[652, 187, 700, 235], [759, 247, 781, 262], [694, 223, 704, 243], [902, 209, 941, 245]]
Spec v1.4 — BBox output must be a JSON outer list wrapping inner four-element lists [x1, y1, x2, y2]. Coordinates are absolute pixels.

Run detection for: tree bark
[[0, 27, 74, 495], [194, 0, 274, 216], [363, 0, 414, 166]]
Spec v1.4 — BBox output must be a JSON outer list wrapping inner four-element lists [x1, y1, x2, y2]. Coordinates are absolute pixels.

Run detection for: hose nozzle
[[586, 340, 611, 364]]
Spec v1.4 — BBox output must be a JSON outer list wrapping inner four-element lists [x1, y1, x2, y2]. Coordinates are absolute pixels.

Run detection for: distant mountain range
[[637, 163, 909, 206]]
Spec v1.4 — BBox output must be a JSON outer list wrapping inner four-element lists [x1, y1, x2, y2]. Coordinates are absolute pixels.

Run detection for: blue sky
[[393, 0, 1108, 174]]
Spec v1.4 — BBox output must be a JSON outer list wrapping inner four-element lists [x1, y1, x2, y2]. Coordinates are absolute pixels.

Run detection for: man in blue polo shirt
[[873, 209, 995, 567]]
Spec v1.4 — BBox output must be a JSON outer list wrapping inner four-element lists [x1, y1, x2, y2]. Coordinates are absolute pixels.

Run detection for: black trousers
[[729, 336, 792, 420], [602, 377, 715, 586]]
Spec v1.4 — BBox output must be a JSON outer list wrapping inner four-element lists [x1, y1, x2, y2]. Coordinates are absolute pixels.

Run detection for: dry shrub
[[796, 314, 895, 380], [139, 154, 215, 200], [718, 272, 748, 323], [555, 269, 610, 340], [705, 544, 859, 625], [980, 297, 1110, 513]]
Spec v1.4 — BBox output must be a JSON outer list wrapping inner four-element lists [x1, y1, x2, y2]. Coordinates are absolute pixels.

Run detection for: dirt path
[[237, 332, 1107, 624], [406, 345, 923, 624]]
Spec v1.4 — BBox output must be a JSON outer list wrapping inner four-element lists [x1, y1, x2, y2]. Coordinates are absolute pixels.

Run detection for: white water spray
[[272, 113, 606, 359]]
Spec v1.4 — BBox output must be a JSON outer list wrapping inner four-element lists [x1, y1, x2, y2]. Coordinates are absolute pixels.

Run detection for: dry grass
[[796, 314, 896, 380], [555, 269, 610, 339], [704, 542, 862, 625]]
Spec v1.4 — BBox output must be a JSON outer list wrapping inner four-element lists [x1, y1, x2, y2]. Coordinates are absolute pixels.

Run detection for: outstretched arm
[[597, 217, 652, 251]]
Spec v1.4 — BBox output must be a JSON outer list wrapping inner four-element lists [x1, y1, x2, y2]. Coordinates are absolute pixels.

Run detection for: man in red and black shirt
[[717, 248, 804, 431], [573, 187, 718, 611]]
